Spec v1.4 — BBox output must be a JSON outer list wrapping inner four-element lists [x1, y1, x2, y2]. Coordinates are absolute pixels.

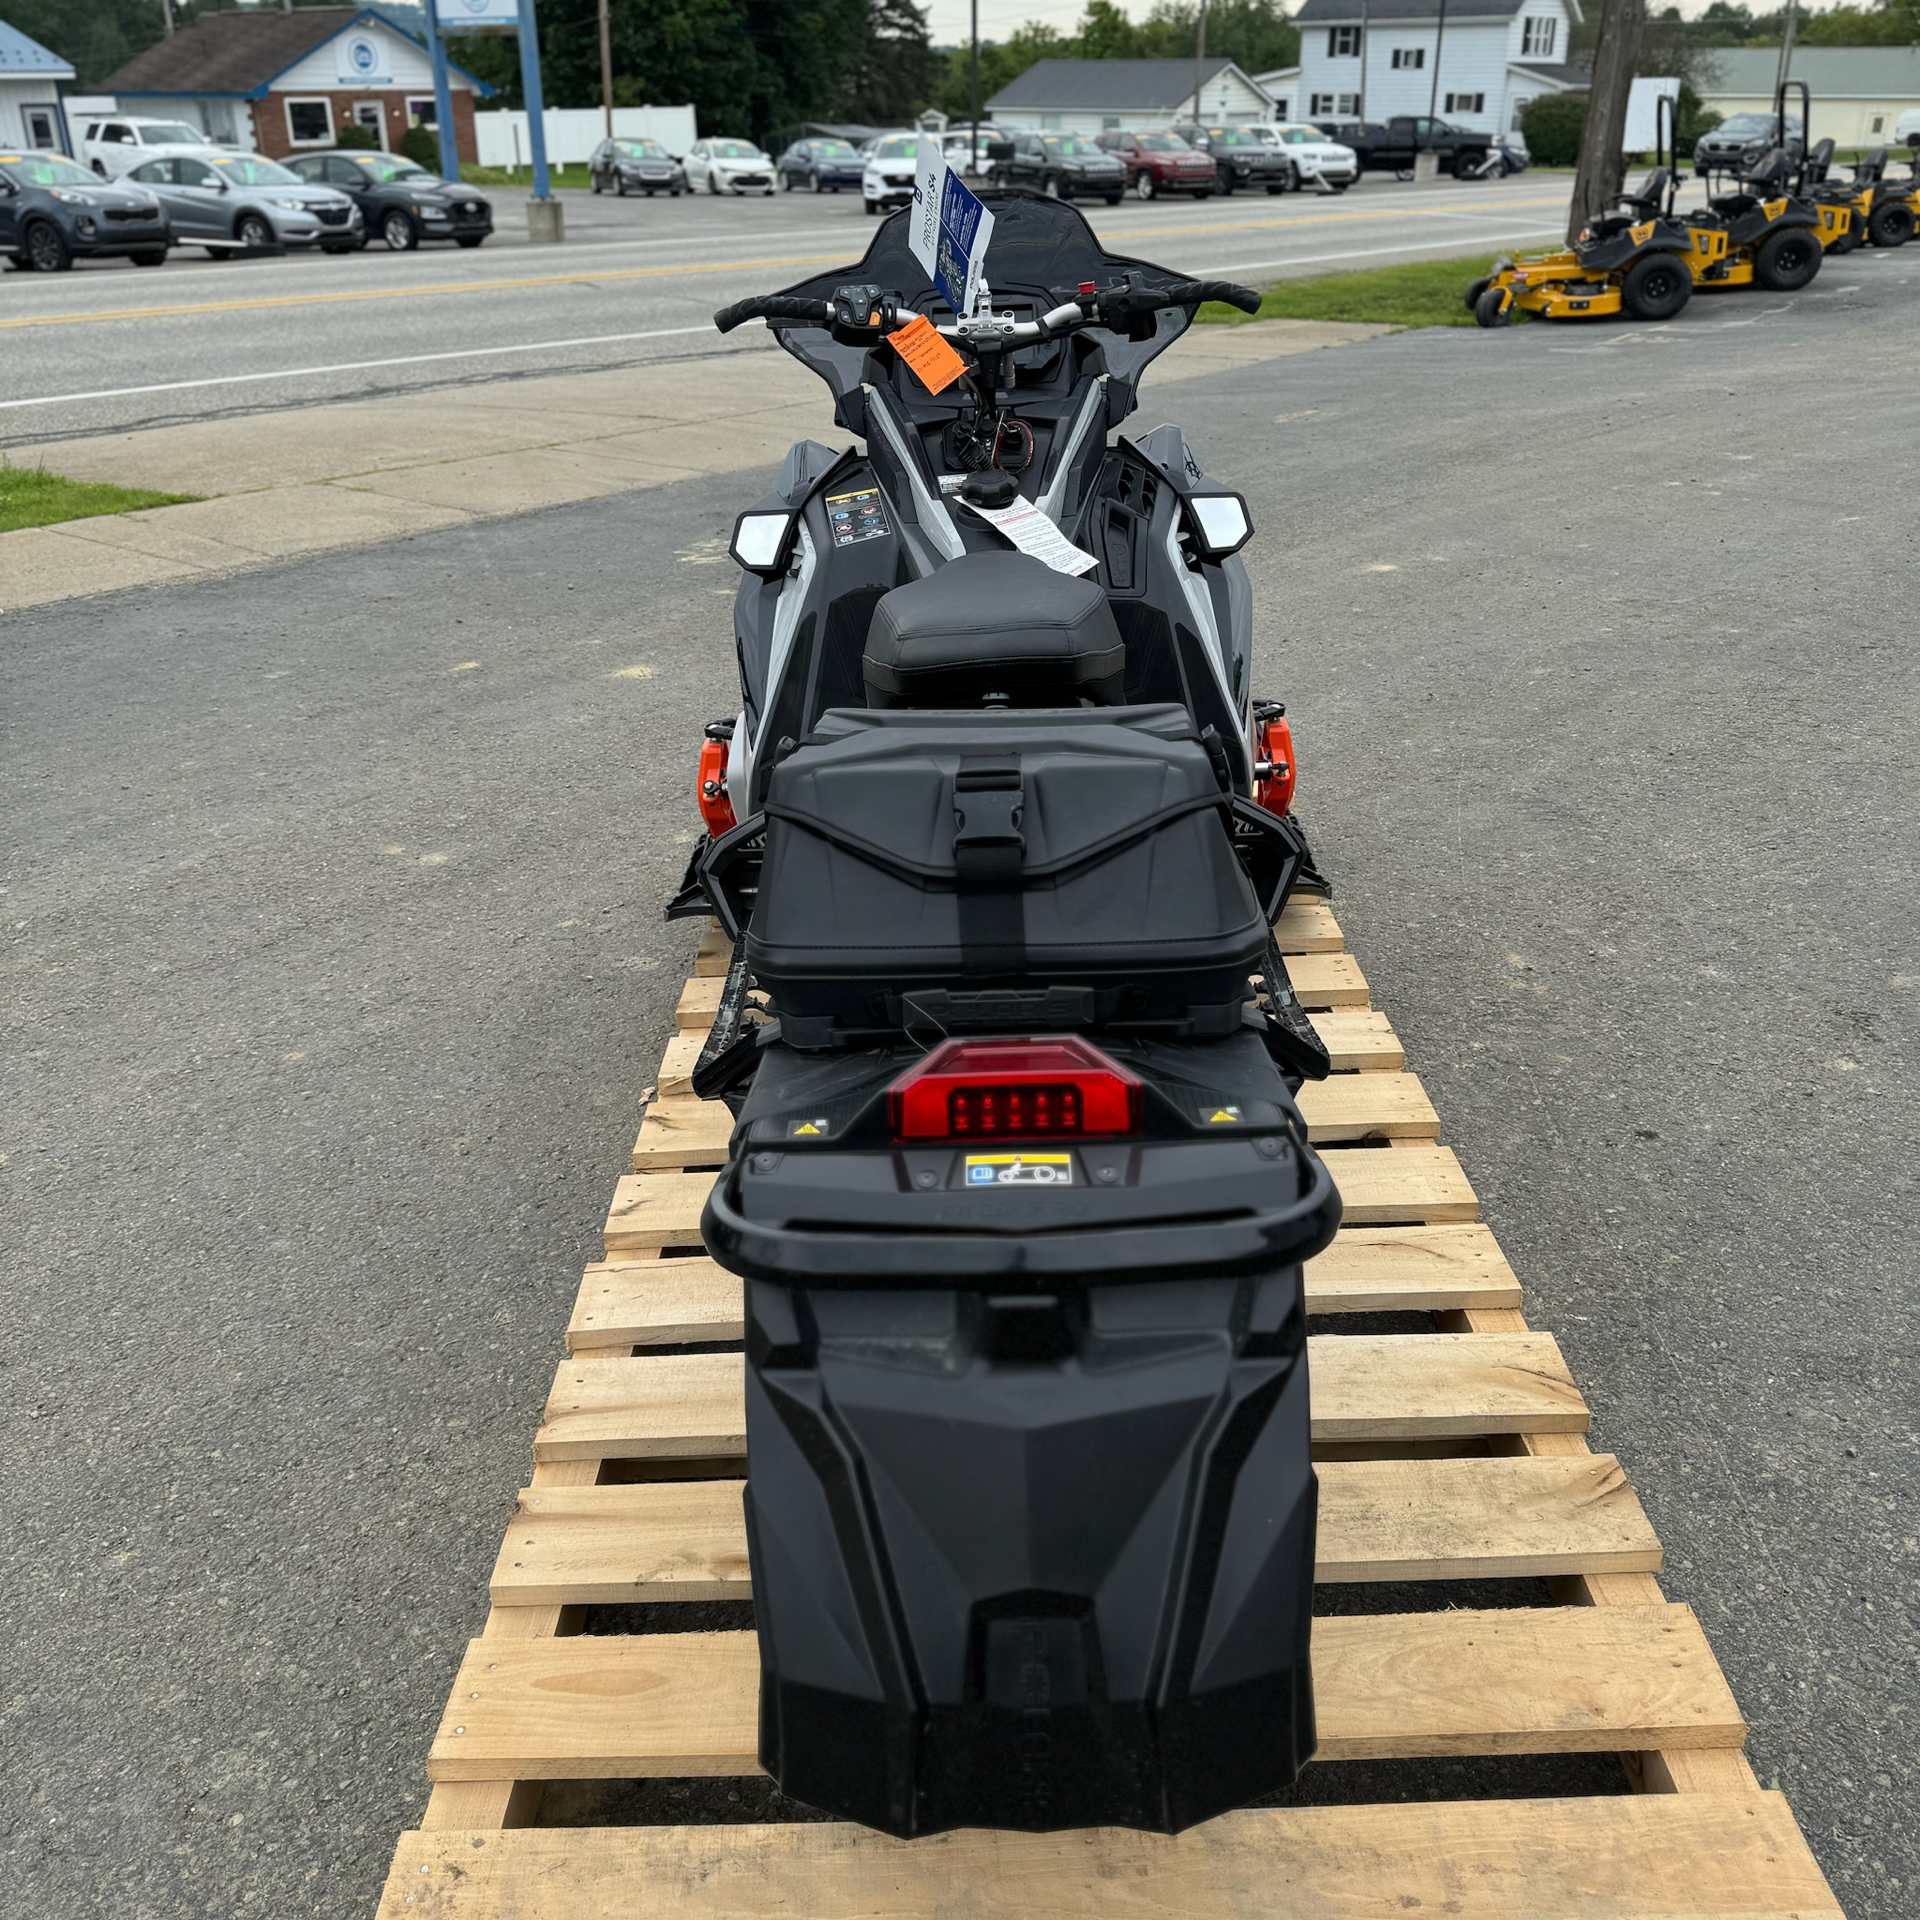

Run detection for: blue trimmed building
[[0, 17, 76, 154], [95, 5, 491, 161]]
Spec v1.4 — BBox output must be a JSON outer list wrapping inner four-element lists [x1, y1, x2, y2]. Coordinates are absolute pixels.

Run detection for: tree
[[1146, 0, 1299, 74], [928, 24, 1064, 122]]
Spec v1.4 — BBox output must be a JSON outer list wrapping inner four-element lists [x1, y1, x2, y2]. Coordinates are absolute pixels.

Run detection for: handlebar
[[713, 293, 833, 334], [711, 277, 1261, 341]]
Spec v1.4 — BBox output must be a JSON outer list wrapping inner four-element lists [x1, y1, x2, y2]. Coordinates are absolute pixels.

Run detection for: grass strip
[[1198, 252, 1527, 331], [0, 461, 200, 535]]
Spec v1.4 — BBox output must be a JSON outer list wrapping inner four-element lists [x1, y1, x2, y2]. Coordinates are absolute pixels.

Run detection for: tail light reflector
[[888, 1036, 1141, 1143], [696, 733, 736, 839], [1254, 713, 1296, 816]]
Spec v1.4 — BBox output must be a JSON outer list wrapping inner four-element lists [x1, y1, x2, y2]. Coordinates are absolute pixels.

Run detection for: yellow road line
[[4, 196, 1573, 332], [0, 249, 853, 331]]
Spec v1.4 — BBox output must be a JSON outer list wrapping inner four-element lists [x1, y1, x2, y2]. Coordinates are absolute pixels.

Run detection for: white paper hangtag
[[961, 496, 1098, 577]]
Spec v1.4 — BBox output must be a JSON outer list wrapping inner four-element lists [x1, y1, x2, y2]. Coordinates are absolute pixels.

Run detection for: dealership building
[[95, 5, 491, 162]]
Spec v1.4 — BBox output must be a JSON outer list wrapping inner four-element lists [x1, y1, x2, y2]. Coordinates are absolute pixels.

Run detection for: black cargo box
[[742, 706, 1269, 1041]]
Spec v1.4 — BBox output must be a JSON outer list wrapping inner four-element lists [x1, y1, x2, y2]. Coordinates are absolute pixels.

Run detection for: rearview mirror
[[986, 139, 1014, 162]]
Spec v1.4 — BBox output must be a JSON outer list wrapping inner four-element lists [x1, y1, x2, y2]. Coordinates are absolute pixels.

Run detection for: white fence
[[474, 105, 697, 169]]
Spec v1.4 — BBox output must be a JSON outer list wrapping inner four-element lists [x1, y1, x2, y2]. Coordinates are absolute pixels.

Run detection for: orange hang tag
[[887, 313, 967, 395]]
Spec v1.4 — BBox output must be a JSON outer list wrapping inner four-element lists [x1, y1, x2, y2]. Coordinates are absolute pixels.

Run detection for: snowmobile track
[[375, 900, 1841, 1918]]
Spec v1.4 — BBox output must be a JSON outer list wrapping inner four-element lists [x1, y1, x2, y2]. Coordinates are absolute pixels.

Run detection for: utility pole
[[598, 0, 614, 140], [1358, 0, 1370, 118], [160, 0, 175, 34], [1428, 0, 1447, 120], [1774, 0, 1800, 103], [969, 0, 979, 171], [1191, 0, 1209, 121], [1567, 0, 1646, 244]]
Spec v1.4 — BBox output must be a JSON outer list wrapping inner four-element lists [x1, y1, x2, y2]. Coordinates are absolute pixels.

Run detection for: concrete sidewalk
[[0, 320, 1384, 615]]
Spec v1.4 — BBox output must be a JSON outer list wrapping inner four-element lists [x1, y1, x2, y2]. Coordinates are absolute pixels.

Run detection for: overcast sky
[[925, 0, 1778, 45]]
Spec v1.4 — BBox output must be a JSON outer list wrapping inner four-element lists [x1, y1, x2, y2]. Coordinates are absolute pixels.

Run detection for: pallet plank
[[424, 1604, 1740, 1782], [1308, 1008, 1403, 1072], [380, 1795, 1842, 1919], [631, 1072, 1442, 1173], [568, 1257, 742, 1351], [1273, 895, 1344, 954], [655, 1030, 704, 1099], [1278, 952, 1370, 1009], [490, 1453, 1657, 1608], [603, 1141, 1473, 1260], [533, 1332, 1581, 1465]]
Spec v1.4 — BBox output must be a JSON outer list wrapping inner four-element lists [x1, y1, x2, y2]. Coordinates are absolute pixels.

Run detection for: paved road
[[4, 272, 1914, 1918], [0, 174, 1576, 446]]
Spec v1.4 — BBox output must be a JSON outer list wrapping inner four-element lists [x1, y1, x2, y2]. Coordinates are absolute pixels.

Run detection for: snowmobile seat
[[862, 549, 1127, 709]]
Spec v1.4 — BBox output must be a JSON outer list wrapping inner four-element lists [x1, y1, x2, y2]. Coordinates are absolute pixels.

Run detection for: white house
[[983, 57, 1275, 134], [1699, 46, 1920, 150], [1, 17, 76, 153], [1280, 0, 1585, 136]]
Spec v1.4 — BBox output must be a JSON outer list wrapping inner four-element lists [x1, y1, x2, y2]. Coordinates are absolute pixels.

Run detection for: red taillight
[[888, 1036, 1141, 1143], [696, 734, 736, 839], [1254, 713, 1296, 817]]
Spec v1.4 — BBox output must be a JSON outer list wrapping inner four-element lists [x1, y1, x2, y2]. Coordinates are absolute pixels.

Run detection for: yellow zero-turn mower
[[1468, 165, 1709, 327], [1820, 142, 1918, 250], [1683, 89, 1838, 291]]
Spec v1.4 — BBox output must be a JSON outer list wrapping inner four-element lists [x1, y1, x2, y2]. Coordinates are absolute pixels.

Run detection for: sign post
[[433, 0, 562, 243], [421, 2, 459, 187], [909, 137, 993, 317]]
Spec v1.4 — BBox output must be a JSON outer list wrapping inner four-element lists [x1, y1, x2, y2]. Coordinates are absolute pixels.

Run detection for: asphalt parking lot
[[4, 273, 1915, 1916]]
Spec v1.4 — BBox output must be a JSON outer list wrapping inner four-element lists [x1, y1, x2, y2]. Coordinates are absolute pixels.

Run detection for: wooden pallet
[[376, 900, 1843, 1917]]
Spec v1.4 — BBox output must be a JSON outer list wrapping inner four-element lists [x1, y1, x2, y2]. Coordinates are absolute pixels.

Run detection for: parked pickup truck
[[1317, 116, 1489, 178]]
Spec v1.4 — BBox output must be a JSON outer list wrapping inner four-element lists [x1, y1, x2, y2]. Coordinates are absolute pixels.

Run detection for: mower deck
[[374, 900, 1839, 1918]]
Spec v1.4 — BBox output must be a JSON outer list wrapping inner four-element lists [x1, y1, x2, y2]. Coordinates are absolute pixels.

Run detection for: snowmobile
[[666, 192, 1341, 1838]]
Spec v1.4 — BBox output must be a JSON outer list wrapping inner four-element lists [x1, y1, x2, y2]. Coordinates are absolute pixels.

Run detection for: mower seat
[[1854, 146, 1887, 183], [1711, 149, 1790, 219], [1588, 166, 1671, 238], [1803, 138, 1835, 184], [862, 550, 1127, 709]]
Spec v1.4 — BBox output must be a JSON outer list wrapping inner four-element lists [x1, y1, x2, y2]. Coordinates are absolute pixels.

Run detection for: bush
[[336, 121, 378, 150], [400, 122, 439, 169], [1520, 90, 1587, 167], [1674, 85, 1721, 159]]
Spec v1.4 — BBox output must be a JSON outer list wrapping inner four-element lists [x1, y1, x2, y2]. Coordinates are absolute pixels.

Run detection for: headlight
[[50, 188, 95, 205], [269, 196, 307, 211]]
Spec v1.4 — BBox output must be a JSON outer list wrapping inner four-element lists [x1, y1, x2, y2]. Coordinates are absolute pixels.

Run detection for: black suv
[[284, 150, 491, 250], [999, 131, 1127, 204], [1694, 112, 1804, 178], [588, 137, 686, 197], [1169, 124, 1293, 194]]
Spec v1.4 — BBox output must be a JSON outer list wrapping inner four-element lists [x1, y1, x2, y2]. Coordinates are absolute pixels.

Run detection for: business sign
[[908, 135, 993, 318], [337, 32, 391, 85], [434, 0, 522, 27]]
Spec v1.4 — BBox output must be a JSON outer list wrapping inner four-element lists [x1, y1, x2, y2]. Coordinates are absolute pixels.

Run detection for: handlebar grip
[[1167, 279, 1263, 314], [712, 295, 832, 334]]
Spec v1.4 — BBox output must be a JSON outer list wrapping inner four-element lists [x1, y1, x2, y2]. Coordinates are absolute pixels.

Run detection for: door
[[352, 102, 385, 146], [0, 173, 18, 250], [686, 142, 708, 188], [23, 105, 61, 152], [323, 154, 373, 218], [169, 157, 229, 240]]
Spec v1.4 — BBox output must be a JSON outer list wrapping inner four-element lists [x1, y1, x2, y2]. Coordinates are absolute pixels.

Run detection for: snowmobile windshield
[[762, 191, 1198, 419]]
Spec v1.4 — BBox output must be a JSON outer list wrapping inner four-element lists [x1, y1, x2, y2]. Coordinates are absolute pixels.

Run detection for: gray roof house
[[0, 16, 76, 153], [1699, 46, 1920, 149], [984, 57, 1275, 133]]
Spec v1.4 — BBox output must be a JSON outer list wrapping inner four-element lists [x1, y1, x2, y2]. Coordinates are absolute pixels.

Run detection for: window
[[176, 158, 218, 186], [102, 123, 133, 143], [1101, 115, 1120, 129], [284, 98, 333, 146], [1328, 26, 1360, 57], [1039, 113, 1062, 129], [1270, 97, 1291, 118], [1521, 16, 1557, 56], [1391, 47, 1425, 69], [1445, 92, 1486, 114], [1870, 113, 1885, 133], [408, 96, 437, 128], [1311, 93, 1336, 117], [1339, 94, 1360, 114]]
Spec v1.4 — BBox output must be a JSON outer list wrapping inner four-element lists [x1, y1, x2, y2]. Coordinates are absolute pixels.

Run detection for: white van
[[1891, 107, 1920, 150], [81, 114, 242, 179]]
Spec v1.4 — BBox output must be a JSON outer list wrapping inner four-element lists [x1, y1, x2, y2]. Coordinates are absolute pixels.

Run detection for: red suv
[[1095, 130, 1218, 200]]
